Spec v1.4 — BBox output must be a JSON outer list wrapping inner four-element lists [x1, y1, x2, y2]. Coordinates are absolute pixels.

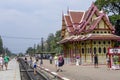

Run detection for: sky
[[0, 0, 96, 54]]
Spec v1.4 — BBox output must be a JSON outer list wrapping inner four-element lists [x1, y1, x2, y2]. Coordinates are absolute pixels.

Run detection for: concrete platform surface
[[25, 57, 120, 80], [38, 59, 120, 80], [0, 58, 21, 80]]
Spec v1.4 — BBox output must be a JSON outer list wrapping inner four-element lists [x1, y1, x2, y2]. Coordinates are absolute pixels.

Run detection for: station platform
[[37, 59, 120, 80], [0, 58, 21, 80], [23, 57, 120, 80]]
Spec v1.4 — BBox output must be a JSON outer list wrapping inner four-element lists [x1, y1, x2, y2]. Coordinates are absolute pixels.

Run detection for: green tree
[[54, 30, 62, 53], [45, 30, 62, 53], [4, 48, 12, 56], [36, 44, 41, 53], [26, 30, 62, 54], [26, 47, 34, 56], [0, 36, 3, 54], [46, 33, 55, 52], [95, 0, 120, 15], [18, 52, 24, 57]]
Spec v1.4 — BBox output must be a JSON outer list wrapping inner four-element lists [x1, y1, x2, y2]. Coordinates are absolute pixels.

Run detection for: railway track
[[18, 58, 48, 80], [18, 58, 62, 80]]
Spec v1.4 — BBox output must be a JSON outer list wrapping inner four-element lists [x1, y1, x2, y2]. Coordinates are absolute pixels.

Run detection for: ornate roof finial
[[62, 11, 64, 21], [67, 6, 69, 14]]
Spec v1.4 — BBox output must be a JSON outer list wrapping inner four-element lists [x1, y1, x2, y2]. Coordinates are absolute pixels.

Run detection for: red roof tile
[[69, 11, 84, 24], [64, 15, 74, 33], [64, 15, 72, 26]]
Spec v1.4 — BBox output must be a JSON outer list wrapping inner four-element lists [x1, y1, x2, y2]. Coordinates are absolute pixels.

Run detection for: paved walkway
[[0, 58, 21, 80], [38, 59, 120, 80], [25, 57, 120, 80]]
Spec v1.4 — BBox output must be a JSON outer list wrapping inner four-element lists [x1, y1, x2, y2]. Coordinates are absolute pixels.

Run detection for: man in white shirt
[[0, 55, 4, 70]]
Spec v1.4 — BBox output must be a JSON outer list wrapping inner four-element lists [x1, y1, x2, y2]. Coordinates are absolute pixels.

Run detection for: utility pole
[[4, 46, 6, 56], [40, 37, 43, 64], [34, 44, 36, 56]]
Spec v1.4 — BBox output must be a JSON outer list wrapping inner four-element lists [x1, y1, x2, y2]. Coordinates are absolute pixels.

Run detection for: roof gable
[[64, 15, 74, 33], [62, 2, 115, 36], [64, 15, 72, 26], [69, 11, 84, 24], [79, 3, 114, 33]]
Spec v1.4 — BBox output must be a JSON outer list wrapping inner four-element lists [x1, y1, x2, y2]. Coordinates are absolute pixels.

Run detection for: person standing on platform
[[33, 59, 38, 75], [94, 54, 98, 68], [76, 56, 80, 66], [0, 55, 4, 70], [106, 57, 110, 69], [29, 56, 32, 67], [24, 57, 27, 65], [49, 55, 53, 64], [39, 55, 43, 66], [57, 54, 64, 72], [118, 57, 120, 68], [4, 54, 10, 70], [54, 54, 58, 70]]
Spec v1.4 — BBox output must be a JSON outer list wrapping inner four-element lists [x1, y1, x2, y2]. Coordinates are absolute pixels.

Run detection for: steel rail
[[18, 58, 48, 80]]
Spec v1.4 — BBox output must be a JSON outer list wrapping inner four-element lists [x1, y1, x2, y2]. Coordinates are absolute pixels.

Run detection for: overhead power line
[[1, 35, 41, 40]]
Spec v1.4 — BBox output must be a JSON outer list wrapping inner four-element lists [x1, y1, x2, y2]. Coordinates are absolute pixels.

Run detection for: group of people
[[93, 54, 111, 69], [53, 54, 64, 72], [24, 56, 37, 75], [0, 54, 10, 71]]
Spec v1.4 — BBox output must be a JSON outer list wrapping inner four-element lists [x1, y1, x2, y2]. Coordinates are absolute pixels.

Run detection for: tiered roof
[[59, 3, 120, 44]]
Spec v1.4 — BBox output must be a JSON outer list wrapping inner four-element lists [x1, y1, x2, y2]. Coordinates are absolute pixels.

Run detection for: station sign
[[108, 48, 120, 54]]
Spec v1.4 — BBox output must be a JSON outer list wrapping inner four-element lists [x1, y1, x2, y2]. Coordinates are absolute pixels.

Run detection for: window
[[99, 47, 101, 53], [82, 48, 84, 54], [103, 41, 106, 44], [108, 41, 110, 44], [88, 48, 89, 53], [103, 47, 106, 53], [82, 43, 84, 45], [94, 47, 97, 54], [99, 41, 101, 44], [94, 41, 96, 44]]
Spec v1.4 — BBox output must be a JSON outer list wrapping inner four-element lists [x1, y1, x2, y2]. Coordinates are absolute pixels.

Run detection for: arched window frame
[[82, 48, 84, 54], [103, 47, 106, 54], [94, 47, 97, 54], [99, 47, 101, 53]]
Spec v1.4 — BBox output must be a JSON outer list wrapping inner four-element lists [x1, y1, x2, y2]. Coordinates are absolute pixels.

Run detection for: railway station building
[[59, 3, 120, 64]]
